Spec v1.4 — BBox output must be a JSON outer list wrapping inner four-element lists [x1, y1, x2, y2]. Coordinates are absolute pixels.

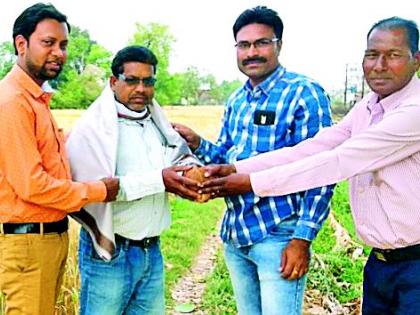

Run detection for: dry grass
[[53, 105, 224, 142], [163, 105, 223, 142]]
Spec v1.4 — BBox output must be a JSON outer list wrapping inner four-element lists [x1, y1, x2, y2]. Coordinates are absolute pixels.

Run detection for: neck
[[17, 60, 44, 86], [248, 65, 280, 88]]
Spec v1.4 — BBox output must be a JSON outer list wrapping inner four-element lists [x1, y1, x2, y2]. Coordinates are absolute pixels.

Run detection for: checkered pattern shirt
[[195, 66, 334, 247]]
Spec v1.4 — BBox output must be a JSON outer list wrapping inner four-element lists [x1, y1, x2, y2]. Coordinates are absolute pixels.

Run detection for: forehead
[[32, 18, 68, 40], [236, 23, 275, 41], [122, 61, 154, 76], [367, 28, 410, 51]]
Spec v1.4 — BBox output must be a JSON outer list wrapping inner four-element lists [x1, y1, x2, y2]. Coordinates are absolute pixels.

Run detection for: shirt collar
[[244, 65, 285, 96], [10, 64, 50, 99], [367, 75, 419, 113]]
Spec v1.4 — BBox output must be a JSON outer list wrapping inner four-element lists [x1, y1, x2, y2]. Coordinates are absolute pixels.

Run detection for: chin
[[128, 105, 147, 112], [40, 70, 61, 81]]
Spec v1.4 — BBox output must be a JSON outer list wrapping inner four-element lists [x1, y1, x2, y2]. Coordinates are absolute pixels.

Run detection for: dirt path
[[169, 229, 222, 314]]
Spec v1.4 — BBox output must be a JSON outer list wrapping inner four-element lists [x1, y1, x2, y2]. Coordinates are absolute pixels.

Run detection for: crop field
[[1, 106, 365, 315]]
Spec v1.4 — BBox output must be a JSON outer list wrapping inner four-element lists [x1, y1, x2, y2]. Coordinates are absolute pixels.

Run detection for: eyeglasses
[[235, 38, 279, 50], [118, 74, 157, 87]]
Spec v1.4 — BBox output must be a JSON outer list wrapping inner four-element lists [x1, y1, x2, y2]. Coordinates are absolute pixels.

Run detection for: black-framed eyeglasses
[[118, 74, 157, 87], [235, 38, 279, 50]]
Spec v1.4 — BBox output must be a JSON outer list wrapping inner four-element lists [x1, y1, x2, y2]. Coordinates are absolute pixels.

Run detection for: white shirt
[[112, 101, 171, 240]]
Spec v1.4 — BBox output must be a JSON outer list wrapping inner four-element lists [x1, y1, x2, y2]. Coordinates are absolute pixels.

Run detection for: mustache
[[45, 59, 63, 66], [242, 57, 267, 66], [130, 93, 147, 98], [368, 76, 392, 80]]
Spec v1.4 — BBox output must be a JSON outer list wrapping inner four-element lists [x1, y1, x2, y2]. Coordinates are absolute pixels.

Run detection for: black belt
[[372, 244, 420, 263], [115, 234, 159, 249], [1, 217, 68, 234]]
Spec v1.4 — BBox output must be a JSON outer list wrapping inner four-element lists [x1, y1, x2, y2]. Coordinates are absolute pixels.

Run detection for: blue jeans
[[78, 228, 165, 315], [362, 252, 420, 315], [224, 215, 307, 315]]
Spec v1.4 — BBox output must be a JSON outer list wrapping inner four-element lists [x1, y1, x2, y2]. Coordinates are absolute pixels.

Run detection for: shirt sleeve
[[282, 83, 335, 241], [234, 102, 356, 174], [195, 105, 234, 164], [250, 103, 420, 197], [116, 169, 165, 201], [0, 100, 106, 212]]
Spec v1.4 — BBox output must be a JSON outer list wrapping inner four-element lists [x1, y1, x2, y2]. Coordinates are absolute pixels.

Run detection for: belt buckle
[[143, 238, 152, 247], [374, 250, 387, 262]]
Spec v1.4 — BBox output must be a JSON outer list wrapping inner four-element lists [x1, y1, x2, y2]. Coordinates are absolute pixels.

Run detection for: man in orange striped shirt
[[0, 3, 119, 315]]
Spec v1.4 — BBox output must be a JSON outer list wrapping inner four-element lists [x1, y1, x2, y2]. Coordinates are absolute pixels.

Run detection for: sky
[[0, 0, 419, 90]]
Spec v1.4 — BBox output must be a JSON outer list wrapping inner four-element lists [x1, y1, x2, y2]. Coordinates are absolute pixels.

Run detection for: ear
[[275, 39, 282, 56], [15, 35, 27, 56], [109, 76, 117, 91], [414, 51, 420, 71]]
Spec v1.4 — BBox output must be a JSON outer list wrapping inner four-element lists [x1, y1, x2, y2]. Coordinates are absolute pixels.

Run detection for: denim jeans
[[224, 215, 307, 315], [78, 228, 165, 315], [362, 252, 420, 315]]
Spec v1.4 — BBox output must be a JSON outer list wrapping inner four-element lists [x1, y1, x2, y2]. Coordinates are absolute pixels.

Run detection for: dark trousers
[[362, 252, 420, 315]]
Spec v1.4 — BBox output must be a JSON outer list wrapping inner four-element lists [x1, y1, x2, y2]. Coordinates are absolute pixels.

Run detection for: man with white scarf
[[66, 46, 201, 315]]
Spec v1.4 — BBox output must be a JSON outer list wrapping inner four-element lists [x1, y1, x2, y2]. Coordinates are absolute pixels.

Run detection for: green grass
[[161, 196, 225, 306], [310, 210, 364, 304], [312, 217, 336, 254], [331, 181, 370, 254], [331, 182, 356, 238], [308, 218, 364, 304], [201, 250, 237, 314]]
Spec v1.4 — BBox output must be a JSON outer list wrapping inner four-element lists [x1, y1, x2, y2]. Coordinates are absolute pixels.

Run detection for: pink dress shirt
[[235, 76, 420, 249]]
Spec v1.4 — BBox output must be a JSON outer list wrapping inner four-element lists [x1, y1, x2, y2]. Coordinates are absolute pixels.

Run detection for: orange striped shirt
[[0, 65, 106, 223]]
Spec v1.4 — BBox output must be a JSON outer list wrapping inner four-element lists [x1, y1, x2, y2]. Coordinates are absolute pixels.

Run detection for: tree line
[[0, 22, 243, 108]]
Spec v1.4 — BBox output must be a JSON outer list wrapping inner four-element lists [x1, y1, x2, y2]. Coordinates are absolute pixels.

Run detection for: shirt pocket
[[252, 123, 278, 153]]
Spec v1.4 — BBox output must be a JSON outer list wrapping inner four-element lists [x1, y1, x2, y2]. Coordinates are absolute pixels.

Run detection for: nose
[[372, 54, 387, 72], [246, 44, 259, 57], [133, 82, 146, 92], [51, 44, 65, 59]]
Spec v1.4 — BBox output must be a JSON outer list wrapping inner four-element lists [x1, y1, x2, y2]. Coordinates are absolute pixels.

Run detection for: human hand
[[163, 165, 201, 201], [199, 173, 252, 198], [172, 122, 201, 151], [101, 177, 120, 202], [280, 239, 310, 280], [202, 164, 236, 178]]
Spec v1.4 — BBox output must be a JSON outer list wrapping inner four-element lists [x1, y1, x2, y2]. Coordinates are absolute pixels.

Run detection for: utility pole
[[361, 75, 365, 98], [344, 63, 348, 107]]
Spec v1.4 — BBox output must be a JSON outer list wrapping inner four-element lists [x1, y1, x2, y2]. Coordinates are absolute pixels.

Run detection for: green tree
[[214, 79, 243, 104], [129, 22, 176, 105], [0, 42, 15, 79], [51, 25, 112, 109], [178, 66, 201, 105]]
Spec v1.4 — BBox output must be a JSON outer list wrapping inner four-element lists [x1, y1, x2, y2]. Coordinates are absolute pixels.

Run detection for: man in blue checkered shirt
[[174, 6, 334, 315]]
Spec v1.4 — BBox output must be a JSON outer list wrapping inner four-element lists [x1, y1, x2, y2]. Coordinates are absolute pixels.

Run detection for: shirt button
[[358, 187, 364, 194]]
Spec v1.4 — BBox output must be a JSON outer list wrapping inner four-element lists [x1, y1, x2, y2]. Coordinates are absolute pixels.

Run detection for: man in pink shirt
[[201, 17, 420, 314]]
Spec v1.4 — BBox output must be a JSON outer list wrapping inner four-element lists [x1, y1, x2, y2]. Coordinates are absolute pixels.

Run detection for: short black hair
[[367, 16, 419, 55], [13, 2, 71, 55], [233, 6, 283, 40], [111, 46, 158, 76]]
